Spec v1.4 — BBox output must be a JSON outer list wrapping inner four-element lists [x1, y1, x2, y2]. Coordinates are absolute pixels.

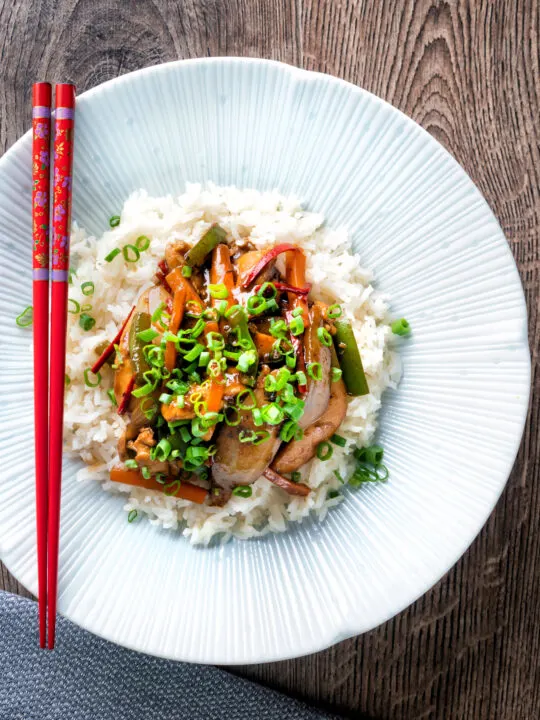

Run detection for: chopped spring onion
[[141, 397, 157, 420], [123, 244, 140, 263], [65, 374, 71, 386], [283, 401, 304, 423], [285, 353, 296, 369], [128, 509, 138, 522], [280, 420, 300, 443], [264, 374, 277, 392], [239, 430, 258, 443], [137, 327, 159, 343], [105, 247, 121, 263], [206, 331, 224, 351], [391, 318, 411, 336], [257, 282, 277, 299], [15, 306, 33, 327], [181, 265, 192, 278], [232, 485, 253, 498], [107, 388, 117, 405], [273, 337, 294, 356], [330, 434, 346, 447], [154, 438, 172, 461], [132, 382, 156, 398], [237, 350, 257, 373], [333, 469, 345, 484], [183, 343, 204, 362], [136, 235, 150, 251], [269, 318, 287, 337], [67, 299, 80, 314], [291, 471, 301, 483], [80, 303, 92, 312], [327, 304, 342, 319], [295, 370, 307, 387], [84, 368, 101, 387], [224, 405, 241, 426], [253, 430, 271, 445], [289, 316, 305, 336], [125, 459, 138, 470], [159, 393, 173, 405], [316, 441, 333, 461], [141, 466, 151, 479], [307, 362, 322, 381], [317, 327, 333, 347], [163, 480, 181, 496], [247, 295, 277, 316], [209, 283, 229, 299], [236, 388, 256, 410], [291, 307, 303, 318], [349, 463, 389, 486], [331, 367, 343, 383], [109, 215, 121, 228], [79, 313, 96, 332], [81, 281, 94, 296], [199, 351, 210, 367], [251, 408, 263, 426], [327, 489, 340, 499], [261, 403, 284, 425], [354, 444, 384, 465]]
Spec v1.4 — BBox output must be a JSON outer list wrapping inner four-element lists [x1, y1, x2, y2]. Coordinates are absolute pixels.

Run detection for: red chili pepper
[[254, 281, 311, 296], [91, 307, 135, 375], [117, 375, 136, 415], [240, 243, 300, 289], [158, 258, 169, 275]]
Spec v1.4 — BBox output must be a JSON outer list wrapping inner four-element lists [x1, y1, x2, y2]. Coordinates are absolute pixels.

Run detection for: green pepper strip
[[185, 224, 227, 267], [333, 319, 369, 396]]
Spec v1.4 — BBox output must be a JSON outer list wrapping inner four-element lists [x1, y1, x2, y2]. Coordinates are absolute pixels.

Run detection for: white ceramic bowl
[[0, 58, 530, 664]]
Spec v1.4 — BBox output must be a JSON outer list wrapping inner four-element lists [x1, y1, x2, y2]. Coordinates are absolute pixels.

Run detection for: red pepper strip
[[158, 258, 169, 275], [254, 281, 311, 296], [91, 307, 135, 375], [117, 375, 136, 415], [240, 243, 300, 289], [285, 310, 307, 395], [263, 467, 310, 496]]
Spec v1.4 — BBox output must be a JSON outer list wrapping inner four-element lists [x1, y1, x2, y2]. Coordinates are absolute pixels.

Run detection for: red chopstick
[[47, 83, 76, 649], [32, 82, 52, 649]]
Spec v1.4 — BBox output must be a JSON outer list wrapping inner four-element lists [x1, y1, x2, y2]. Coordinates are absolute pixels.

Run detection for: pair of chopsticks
[[32, 82, 76, 649]]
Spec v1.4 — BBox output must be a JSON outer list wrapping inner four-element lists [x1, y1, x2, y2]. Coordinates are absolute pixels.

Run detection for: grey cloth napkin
[[0, 591, 338, 720]]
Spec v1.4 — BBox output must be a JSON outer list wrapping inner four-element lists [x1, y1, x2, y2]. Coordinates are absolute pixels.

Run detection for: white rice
[[65, 184, 400, 545]]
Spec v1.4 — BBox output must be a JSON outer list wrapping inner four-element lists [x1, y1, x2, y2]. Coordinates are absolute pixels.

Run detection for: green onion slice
[[316, 441, 333, 461], [109, 215, 121, 228], [136, 235, 150, 251], [232, 485, 253, 498], [391, 318, 411, 336], [84, 368, 101, 387], [104, 247, 121, 263], [122, 244, 140, 263], [67, 299, 80, 314], [81, 281, 94, 296]]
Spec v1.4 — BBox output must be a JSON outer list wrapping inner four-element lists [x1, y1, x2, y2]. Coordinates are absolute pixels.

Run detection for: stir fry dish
[[94, 225, 370, 506]]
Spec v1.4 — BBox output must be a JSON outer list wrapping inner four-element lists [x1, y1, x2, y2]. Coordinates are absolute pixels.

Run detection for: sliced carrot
[[164, 287, 186, 372], [165, 267, 203, 308], [210, 244, 235, 308], [253, 331, 275, 357], [285, 249, 310, 327], [109, 466, 208, 504]]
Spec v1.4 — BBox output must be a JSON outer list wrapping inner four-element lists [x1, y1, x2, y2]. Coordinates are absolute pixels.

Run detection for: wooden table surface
[[1, 1, 538, 718]]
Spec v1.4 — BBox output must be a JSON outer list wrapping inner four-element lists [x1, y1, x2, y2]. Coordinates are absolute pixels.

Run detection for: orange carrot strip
[[164, 287, 186, 372], [210, 244, 235, 308], [285, 249, 310, 327], [165, 267, 203, 307], [253, 331, 275, 357], [109, 467, 208, 504]]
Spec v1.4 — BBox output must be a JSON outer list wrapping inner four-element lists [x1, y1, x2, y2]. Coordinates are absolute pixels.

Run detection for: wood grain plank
[[0, 1, 538, 718]]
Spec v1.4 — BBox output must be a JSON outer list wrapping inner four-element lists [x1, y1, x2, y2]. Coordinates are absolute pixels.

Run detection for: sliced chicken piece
[[272, 374, 347, 474], [127, 427, 169, 475], [165, 240, 190, 270], [212, 385, 281, 489]]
